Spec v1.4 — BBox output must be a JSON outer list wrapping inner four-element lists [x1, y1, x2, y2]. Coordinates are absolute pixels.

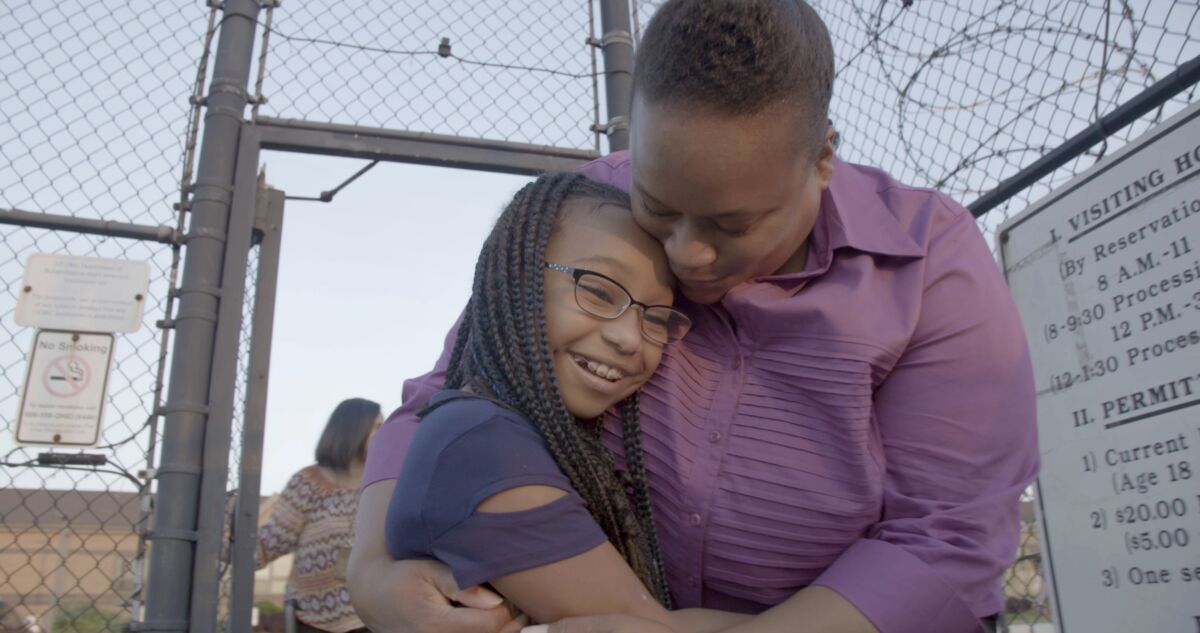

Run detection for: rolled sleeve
[[814, 206, 1039, 633], [814, 539, 982, 632]]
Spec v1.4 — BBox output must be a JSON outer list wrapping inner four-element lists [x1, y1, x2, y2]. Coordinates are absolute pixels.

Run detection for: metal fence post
[[140, 1, 260, 632], [228, 186, 286, 633], [598, 0, 635, 152]]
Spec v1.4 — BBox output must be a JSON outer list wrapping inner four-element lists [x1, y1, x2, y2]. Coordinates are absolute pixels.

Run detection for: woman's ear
[[814, 125, 836, 190]]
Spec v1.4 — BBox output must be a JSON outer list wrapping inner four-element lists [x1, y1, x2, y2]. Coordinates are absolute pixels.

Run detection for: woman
[[349, 2, 1036, 632], [257, 398, 383, 633]]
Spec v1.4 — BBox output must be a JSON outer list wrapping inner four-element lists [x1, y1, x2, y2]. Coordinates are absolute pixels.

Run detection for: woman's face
[[543, 199, 676, 419], [629, 98, 835, 304]]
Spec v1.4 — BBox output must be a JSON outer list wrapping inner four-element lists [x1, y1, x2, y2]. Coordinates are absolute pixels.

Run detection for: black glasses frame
[[544, 262, 692, 345]]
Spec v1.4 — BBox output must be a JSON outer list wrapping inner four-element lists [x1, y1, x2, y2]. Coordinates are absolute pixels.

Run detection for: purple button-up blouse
[[365, 153, 1039, 633]]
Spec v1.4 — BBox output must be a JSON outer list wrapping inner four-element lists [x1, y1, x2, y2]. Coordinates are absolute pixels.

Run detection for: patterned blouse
[[256, 465, 362, 633]]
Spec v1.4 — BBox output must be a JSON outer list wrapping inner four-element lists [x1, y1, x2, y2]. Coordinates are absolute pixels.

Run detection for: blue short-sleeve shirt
[[386, 390, 608, 588]]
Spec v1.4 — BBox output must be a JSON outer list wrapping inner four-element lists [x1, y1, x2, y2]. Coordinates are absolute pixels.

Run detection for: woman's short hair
[[314, 397, 382, 471], [633, 0, 835, 155]]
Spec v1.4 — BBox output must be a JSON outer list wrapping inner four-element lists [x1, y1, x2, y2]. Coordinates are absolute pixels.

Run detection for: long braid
[[439, 172, 671, 605], [620, 394, 672, 604]]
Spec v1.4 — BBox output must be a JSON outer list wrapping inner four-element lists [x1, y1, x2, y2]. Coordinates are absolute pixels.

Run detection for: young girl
[[384, 173, 707, 629]]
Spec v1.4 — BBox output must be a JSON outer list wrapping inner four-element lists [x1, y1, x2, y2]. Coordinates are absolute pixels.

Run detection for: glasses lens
[[575, 273, 628, 318], [642, 307, 693, 344]]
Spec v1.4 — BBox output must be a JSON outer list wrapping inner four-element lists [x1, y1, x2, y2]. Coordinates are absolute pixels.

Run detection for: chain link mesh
[[1, 0, 216, 630], [632, 1, 1200, 630], [216, 242, 261, 633], [252, 0, 602, 151]]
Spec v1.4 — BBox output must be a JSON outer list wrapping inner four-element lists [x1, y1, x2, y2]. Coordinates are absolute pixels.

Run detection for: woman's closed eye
[[641, 205, 678, 220], [714, 223, 752, 237]]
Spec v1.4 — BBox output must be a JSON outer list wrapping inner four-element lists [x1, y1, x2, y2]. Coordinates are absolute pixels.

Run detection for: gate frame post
[[140, 1, 261, 631]]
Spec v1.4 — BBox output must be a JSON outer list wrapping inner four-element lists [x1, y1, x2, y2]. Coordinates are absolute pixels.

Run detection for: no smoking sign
[[15, 331, 115, 446]]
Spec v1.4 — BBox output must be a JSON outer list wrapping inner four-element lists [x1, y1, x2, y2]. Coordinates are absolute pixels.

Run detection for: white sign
[[15, 254, 150, 333], [998, 101, 1200, 632], [15, 330, 115, 447]]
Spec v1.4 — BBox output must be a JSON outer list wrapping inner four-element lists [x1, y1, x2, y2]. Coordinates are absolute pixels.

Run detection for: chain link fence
[[1, 1, 217, 630], [215, 242, 262, 633], [632, 1, 1199, 630], [252, 0, 604, 151]]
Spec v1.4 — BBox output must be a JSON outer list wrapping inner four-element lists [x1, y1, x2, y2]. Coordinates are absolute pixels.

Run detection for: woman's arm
[[255, 471, 307, 567]]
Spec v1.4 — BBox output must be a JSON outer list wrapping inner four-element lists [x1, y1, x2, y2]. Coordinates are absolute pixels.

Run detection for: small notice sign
[[15, 330, 115, 446], [15, 254, 150, 333]]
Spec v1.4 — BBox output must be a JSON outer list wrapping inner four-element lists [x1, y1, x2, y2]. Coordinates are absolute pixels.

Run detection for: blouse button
[[688, 512, 702, 526], [708, 431, 722, 443]]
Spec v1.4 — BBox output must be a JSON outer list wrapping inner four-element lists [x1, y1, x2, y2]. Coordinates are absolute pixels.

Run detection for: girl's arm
[[477, 484, 675, 629], [477, 489, 757, 633], [712, 586, 877, 633], [668, 610, 752, 633], [535, 588, 871, 633], [347, 479, 516, 633]]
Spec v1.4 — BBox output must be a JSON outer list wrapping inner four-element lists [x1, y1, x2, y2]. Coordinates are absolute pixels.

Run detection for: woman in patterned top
[[257, 398, 384, 633]]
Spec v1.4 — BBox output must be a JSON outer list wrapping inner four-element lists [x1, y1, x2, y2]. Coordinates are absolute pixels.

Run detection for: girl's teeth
[[580, 357, 622, 381]]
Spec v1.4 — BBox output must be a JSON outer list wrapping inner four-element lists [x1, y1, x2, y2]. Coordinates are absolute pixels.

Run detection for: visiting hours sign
[[999, 101, 1200, 631]]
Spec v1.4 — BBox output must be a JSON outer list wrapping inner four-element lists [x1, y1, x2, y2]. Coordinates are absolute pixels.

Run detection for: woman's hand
[[347, 556, 521, 633]]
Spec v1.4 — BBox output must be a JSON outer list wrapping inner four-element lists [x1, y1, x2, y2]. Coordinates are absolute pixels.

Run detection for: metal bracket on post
[[586, 30, 635, 50], [591, 115, 629, 137], [128, 620, 191, 633], [251, 170, 270, 245], [143, 528, 200, 543]]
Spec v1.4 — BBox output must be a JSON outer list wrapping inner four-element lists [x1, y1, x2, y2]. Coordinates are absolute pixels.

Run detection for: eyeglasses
[[545, 262, 692, 345]]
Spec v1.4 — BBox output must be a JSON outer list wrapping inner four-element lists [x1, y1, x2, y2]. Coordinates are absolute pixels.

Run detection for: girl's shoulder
[[392, 391, 570, 539], [405, 390, 564, 492], [415, 390, 538, 448]]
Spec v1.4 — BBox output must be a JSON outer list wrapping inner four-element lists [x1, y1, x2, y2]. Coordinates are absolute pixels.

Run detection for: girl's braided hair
[[441, 171, 671, 605]]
